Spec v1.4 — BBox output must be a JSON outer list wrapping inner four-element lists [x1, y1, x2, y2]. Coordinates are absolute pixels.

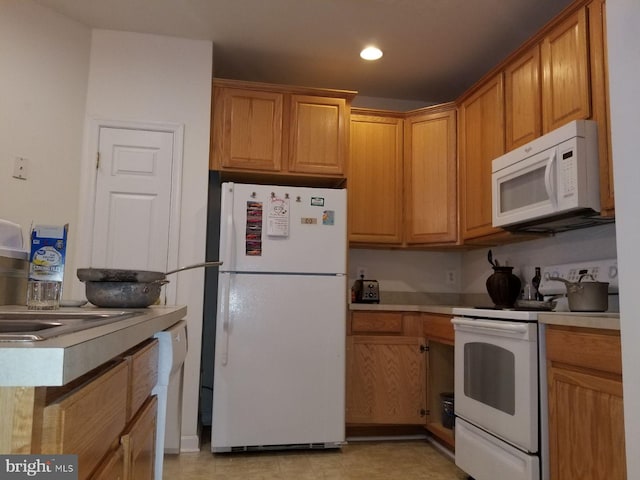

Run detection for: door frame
[[73, 117, 185, 304]]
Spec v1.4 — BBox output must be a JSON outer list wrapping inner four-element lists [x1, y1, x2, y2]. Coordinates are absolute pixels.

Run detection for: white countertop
[[0, 305, 187, 387]]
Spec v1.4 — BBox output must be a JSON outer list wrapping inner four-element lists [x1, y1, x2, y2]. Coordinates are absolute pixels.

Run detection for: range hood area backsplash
[[349, 223, 617, 305]]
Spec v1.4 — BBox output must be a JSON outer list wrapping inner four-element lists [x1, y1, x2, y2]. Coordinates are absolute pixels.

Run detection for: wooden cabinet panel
[[92, 445, 124, 480], [41, 361, 128, 480], [546, 325, 626, 479], [288, 95, 347, 175], [547, 366, 626, 479], [541, 8, 591, 133], [350, 311, 404, 335], [505, 46, 542, 150], [211, 87, 284, 172], [348, 112, 404, 244], [459, 74, 505, 240], [122, 395, 158, 480], [423, 313, 454, 344], [346, 336, 426, 425], [404, 107, 457, 244], [587, 0, 615, 216], [123, 339, 159, 421]]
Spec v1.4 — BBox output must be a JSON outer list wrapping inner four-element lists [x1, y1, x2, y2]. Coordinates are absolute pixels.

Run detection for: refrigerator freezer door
[[219, 182, 346, 274], [211, 272, 346, 451]]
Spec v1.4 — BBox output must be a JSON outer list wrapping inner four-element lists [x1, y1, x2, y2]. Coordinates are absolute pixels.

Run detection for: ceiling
[[34, 0, 574, 104]]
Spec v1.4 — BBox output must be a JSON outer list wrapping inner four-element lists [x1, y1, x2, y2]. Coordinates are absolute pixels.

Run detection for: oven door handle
[[451, 318, 529, 334]]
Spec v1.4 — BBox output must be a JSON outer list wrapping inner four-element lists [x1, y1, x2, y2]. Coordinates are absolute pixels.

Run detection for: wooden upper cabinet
[[210, 79, 355, 181], [348, 111, 404, 244], [587, 0, 615, 216], [505, 45, 542, 150], [404, 106, 457, 244], [541, 7, 591, 133], [289, 95, 348, 176], [211, 87, 284, 172], [458, 74, 505, 240]]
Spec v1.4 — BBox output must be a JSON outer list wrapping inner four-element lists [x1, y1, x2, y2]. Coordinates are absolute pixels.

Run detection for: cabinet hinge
[[420, 344, 429, 353], [96, 152, 100, 169]]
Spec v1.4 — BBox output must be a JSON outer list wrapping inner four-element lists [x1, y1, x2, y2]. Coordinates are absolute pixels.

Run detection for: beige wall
[[82, 29, 213, 452], [0, 0, 91, 294]]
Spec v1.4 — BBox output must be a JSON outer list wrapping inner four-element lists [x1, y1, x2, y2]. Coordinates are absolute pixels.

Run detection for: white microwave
[[492, 120, 606, 233]]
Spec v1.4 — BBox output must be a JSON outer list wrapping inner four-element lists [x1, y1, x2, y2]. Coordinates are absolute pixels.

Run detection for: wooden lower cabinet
[[91, 445, 125, 480], [122, 396, 158, 480], [546, 325, 626, 479], [346, 311, 455, 449], [34, 339, 160, 480], [346, 335, 427, 424]]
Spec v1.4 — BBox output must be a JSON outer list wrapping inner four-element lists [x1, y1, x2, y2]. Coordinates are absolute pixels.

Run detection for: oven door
[[453, 317, 538, 452]]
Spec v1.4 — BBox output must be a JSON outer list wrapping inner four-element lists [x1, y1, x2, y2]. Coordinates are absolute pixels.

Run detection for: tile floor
[[163, 436, 469, 480]]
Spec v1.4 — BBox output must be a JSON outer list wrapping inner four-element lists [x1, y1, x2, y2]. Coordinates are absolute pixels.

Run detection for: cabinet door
[[348, 113, 404, 244], [404, 107, 457, 244], [346, 336, 426, 425], [91, 445, 124, 480], [505, 46, 542, 150], [40, 362, 128, 480], [546, 326, 626, 479], [211, 87, 284, 171], [122, 395, 158, 480], [288, 95, 347, 176], [587, 0, 615, 216], [459, 74, 505, 240], [541, 8, 590, 132], [547, 366, 626, 479]]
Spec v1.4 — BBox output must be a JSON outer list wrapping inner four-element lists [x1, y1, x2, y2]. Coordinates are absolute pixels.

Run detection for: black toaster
[[352, 276, 380, 303]]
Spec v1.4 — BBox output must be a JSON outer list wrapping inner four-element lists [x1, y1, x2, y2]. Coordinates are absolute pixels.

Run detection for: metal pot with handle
[[548, 274, 609, 312], [77, 261, 222, 308]]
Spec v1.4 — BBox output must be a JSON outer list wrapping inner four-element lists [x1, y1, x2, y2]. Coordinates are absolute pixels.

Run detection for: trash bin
[[440, 392, 455, 429]]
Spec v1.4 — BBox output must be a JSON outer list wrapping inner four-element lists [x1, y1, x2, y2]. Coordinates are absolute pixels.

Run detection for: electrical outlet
[[357, 266, 368, 279], [445, 269, 457, 285], [12, 156, 28, 180]]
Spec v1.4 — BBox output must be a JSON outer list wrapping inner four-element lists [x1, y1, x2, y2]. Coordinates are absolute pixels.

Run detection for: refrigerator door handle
[[219, 273, 232, 366], [222, 182, 235, 270]]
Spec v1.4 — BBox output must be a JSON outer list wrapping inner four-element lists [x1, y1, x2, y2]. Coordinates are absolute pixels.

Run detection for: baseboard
[[180, 434, 201, 453]]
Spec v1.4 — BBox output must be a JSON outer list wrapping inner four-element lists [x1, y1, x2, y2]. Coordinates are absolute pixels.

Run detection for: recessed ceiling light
[[360, 46, 383, 61]]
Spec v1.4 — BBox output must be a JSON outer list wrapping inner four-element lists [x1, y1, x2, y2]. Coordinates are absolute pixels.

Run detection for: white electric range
[[451, 258, 618, 480]]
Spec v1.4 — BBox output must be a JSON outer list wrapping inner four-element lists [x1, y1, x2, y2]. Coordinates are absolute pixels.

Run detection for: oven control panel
[[539, 258, 618, 295]]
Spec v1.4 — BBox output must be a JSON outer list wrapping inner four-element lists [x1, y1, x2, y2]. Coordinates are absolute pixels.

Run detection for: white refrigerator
[[211, 182, 347, 452]]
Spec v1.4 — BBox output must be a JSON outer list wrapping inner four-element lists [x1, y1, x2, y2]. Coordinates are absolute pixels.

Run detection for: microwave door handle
[[544, 151, 558, 209]]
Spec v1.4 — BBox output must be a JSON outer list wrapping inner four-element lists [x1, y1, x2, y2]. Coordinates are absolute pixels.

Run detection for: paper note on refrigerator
[[267, 195, 290, 237]]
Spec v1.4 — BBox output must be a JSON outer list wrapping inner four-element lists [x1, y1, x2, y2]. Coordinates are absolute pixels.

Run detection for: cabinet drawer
[[546, 325, 622, 375], [350, 312, 403, 334], [122, 395, 158, 480], [123, 339, 159, 421], [41, 361, 128, 480], [423, 313, 454, 343]]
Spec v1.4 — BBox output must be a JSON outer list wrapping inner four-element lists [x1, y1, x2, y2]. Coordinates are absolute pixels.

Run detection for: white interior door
[[91, 127, 174, 271]]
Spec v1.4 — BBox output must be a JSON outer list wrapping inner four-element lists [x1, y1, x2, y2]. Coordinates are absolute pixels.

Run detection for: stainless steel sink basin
[[0, 310, 142, 341]]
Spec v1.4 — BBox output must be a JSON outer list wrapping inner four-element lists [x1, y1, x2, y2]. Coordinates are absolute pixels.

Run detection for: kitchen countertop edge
[[538, 311, 620, 330], [350, 303, 621, 330], [0, 305, 187, 387], [349, 303, 459, 315]]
